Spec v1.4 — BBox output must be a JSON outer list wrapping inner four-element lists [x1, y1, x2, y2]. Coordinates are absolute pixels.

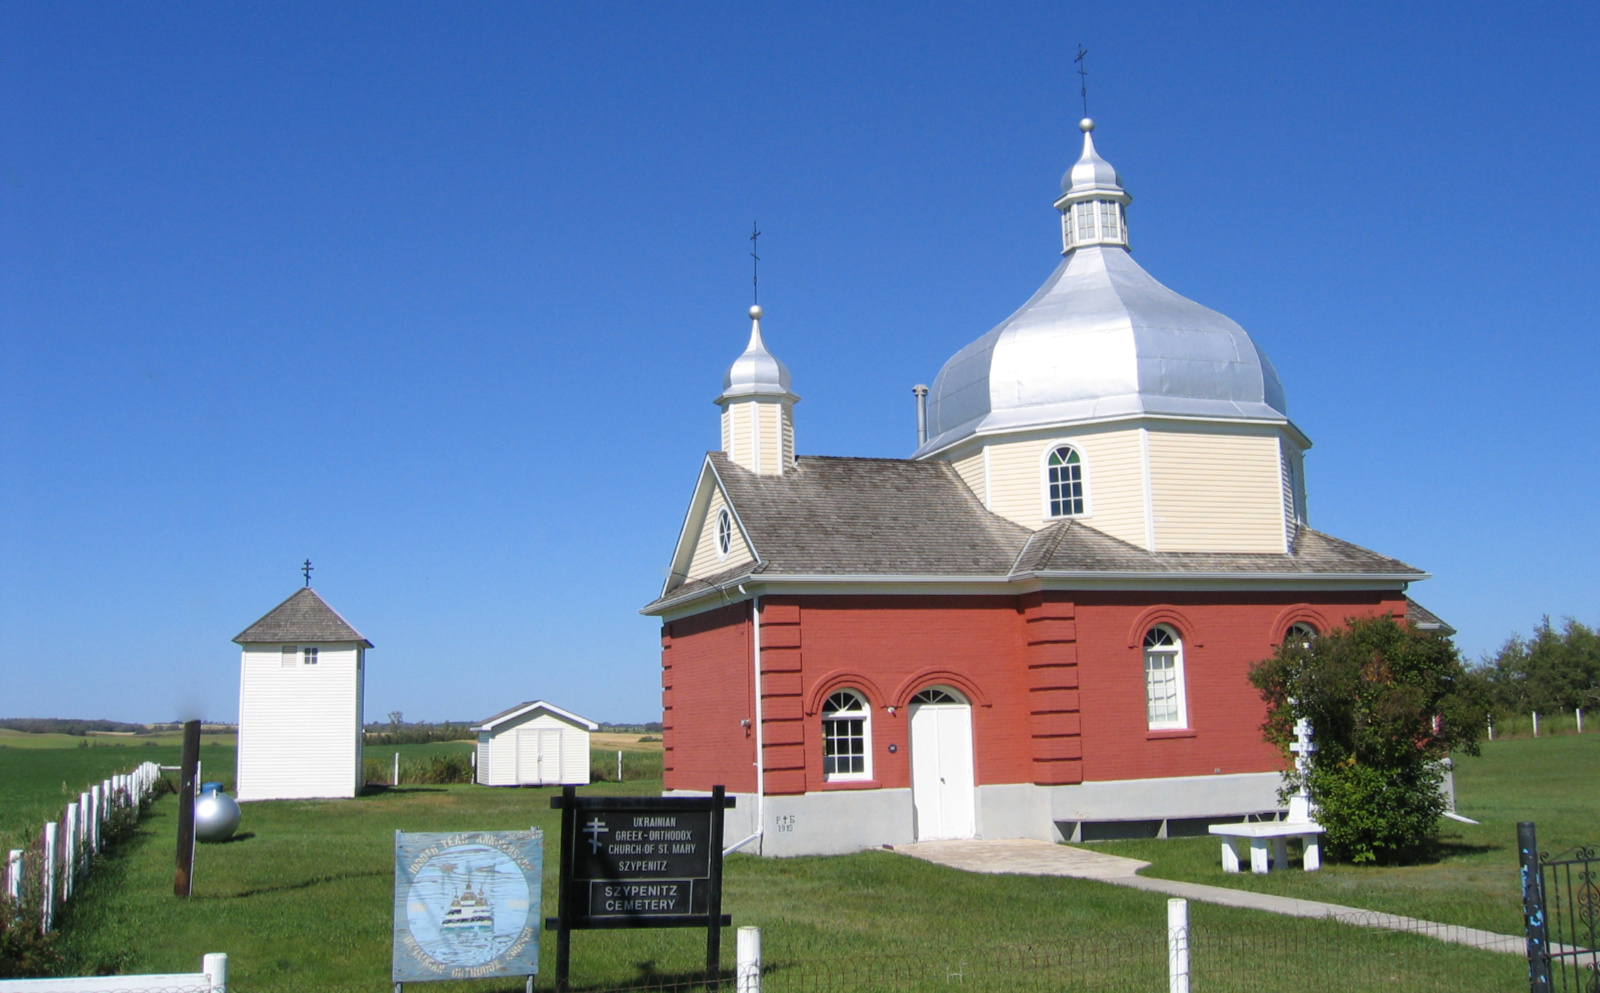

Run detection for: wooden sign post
[[173, 720, 201, 897], [546, 786, 735, 992]]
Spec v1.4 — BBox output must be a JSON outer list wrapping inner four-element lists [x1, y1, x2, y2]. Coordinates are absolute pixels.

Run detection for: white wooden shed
[[473, 700, 597, 786]]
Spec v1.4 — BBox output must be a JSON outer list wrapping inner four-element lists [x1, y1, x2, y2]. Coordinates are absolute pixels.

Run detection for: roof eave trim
[[233, 637, 374, 648], [475, 700, 600, 732], [915, 412, 1313, 461]]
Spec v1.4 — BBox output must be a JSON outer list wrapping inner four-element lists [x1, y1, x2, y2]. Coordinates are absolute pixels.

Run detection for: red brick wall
[[661, 602, 755, 793], [659, 590, 1411, 795]]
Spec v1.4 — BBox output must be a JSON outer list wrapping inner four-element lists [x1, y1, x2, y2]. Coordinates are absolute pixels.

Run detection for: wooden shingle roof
[[643, 454, 1426, 615], [233, 588, 373, 647]]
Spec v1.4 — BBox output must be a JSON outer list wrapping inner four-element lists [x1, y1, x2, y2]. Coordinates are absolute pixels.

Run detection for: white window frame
[[1143, 625, 1187, 730], [715, 507, 733, 560], [1286, 623, 1317, 649], [1040, 440, 1092, 521], [821, 690, 873, 782], [302, 646, 319, 666]]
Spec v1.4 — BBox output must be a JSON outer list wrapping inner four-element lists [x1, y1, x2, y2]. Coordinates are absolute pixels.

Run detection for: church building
[[642, 118, 1437, 856]]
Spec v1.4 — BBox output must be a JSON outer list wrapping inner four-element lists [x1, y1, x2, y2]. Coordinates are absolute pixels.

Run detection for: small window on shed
[[302, 646, 319, 666]]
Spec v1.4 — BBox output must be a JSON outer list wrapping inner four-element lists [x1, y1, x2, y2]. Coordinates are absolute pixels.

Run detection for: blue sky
[[3, 3, 1596, 724]]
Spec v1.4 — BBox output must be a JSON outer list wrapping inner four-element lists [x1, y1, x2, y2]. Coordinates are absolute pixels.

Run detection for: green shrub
[[1250, 614, 1490, 864], [589, 748, 664, 783]]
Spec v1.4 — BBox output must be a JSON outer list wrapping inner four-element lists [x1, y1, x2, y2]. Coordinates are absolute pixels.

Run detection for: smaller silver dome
[[716, 310, 799, 406], [1061, 127, 1124, 198]]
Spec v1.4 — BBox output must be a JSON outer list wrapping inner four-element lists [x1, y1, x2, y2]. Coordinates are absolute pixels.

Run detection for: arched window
[[1046, 445, 1085, 518], [911, 688, 962, 705], [821, 690, 872, 781], [1286, 622, 1317, 649], [715, 508, 733, 560], [1143, 626, 1186, 729]]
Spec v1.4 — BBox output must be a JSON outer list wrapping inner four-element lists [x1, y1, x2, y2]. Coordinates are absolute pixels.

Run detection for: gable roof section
[[233, 588, 374, 647], [642, 454, 1427, 615], [474, 700, 599, 732], [662, 456, 759, 597]]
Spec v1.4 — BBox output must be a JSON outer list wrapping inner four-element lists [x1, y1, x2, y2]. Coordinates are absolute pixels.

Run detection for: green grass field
[[1093, 732, 1600, 936], [23, 758, 1540, 991]]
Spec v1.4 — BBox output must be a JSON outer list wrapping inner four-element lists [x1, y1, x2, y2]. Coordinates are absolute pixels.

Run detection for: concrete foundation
[[676, 770, 1287, 857]]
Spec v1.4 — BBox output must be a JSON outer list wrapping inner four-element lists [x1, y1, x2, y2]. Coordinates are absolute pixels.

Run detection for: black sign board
[[545, 786, 736, 992]]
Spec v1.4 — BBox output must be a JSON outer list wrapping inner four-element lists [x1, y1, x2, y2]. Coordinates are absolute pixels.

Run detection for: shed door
[[517, 729, 563, 785], [909, 689, 975, 840]]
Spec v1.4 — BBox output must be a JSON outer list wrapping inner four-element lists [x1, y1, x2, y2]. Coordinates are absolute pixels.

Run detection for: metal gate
[[1520, 821, 1599, 992]]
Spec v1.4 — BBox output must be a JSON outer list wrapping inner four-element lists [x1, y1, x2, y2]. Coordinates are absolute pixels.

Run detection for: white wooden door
[[910, 696, 975, 840], [517, 729, 563, 784]]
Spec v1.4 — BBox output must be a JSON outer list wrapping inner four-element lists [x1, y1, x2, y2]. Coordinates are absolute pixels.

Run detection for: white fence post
[[41, 822, 57, 932], [736, 926, 761, 993], [61, 807, 76, 900], [89, 786, 101, 854], [77, 793, 90, 867], [4, 850, 20, 903], [1532, 711, 1540, 737], [394, 752, 400, 786], [1168, 898, 1189, 993], [203, 952, 228, 992], [617, 750, 623, 782], [1579, 708, 1584, 734]]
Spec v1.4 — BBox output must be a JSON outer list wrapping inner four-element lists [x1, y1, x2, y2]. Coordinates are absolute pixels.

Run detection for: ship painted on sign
[[441, 882, 494, 933]]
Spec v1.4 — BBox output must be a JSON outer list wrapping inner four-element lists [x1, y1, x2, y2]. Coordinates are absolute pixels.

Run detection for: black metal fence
[[1519, 821, 1600, 992]]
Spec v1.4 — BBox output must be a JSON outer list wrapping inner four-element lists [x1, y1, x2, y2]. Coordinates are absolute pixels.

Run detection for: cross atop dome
[[1054, 118, 1131, 252]]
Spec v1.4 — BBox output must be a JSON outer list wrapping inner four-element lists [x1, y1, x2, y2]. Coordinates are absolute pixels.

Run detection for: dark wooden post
[[173, 720, 200, 897], [555, 785, 576, 993], [1518, 821, 1550, 993], [705, 785, 727, 981]]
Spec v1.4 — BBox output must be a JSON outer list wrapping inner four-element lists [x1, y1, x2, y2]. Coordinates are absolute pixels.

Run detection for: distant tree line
[[0, 718, 148, 736], [1469, 617, 1600, 716], [598, 722, 664, 734], [363, 712, 475, 745]]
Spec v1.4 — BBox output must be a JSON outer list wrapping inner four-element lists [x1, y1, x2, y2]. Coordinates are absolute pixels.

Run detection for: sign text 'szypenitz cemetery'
[[547, 786, 735, 990], [392, 830, 544, 990]]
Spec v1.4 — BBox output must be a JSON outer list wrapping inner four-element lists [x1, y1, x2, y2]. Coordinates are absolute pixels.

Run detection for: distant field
[[0, 728, 237, 750], [590, 732, 663, 752]]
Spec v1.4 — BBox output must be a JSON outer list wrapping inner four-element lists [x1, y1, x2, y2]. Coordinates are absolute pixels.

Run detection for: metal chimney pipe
[[912, 384, 929, 447]]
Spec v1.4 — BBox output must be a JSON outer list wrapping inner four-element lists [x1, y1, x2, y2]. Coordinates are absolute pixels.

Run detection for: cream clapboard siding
[[236, 643, 363, 801], [758, 403, 781, 472], [1148, 427, 1285, 552], [476, 711, 591, 786], [720, 400, 793, 475], [685, 486, 754, 580], [976, 427, 1149, 546], [951, 451, 986, 505]]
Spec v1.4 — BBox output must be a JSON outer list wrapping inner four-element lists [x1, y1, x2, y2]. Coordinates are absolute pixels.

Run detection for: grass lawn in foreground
[[52, 769, 1521, 992], [1092, 732, 1600, 936]]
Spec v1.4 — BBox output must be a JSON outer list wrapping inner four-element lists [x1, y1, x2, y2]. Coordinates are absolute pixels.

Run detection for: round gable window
[[715, 508, 733, 559]]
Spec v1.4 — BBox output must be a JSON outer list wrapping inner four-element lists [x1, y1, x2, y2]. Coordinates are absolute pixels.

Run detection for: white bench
[[1208, 822, 1324, 873]]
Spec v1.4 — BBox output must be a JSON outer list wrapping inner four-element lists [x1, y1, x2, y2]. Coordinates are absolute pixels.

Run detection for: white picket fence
[[0, 953, 225, 993], [2, 761, 163, 932]]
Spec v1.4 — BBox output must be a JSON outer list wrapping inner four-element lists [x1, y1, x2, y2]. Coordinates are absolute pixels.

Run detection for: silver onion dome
[[1061, 118, 1123, 196], [716, 304, 799, 405], [914, 123, 1289, 458]]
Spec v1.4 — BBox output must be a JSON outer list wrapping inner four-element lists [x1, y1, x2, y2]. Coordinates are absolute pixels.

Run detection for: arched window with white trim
[[1045, 445, 1086, 518], [821, 690, 872, 781], [1143, 625, 1187, 729], [1286, 622, 1317, 649]]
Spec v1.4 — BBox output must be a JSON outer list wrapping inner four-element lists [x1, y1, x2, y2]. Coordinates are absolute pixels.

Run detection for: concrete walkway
[[889, 838, 1525, 956]]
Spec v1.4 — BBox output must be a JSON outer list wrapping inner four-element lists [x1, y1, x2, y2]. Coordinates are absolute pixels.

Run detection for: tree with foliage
[[1249, 614, 1491, 864], [1472, 617, 1600, 717]]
